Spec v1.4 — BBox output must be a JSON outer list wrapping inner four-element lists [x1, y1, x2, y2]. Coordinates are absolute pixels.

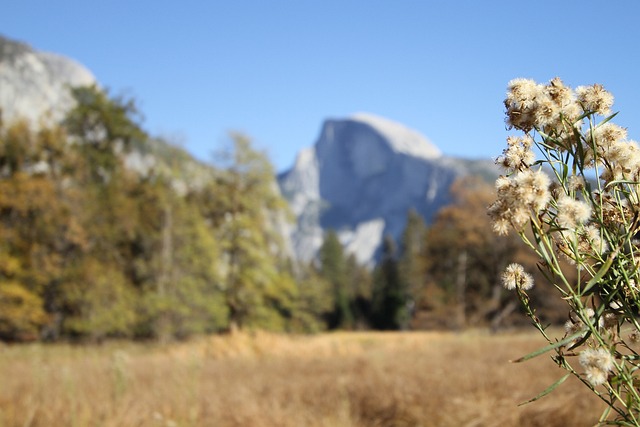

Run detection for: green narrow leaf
[[518, 373, 571, 406], [567, 329, 592, 351], [598, 111, 619, 126], [510, 330, 585, 363], [582, 252, 617, 294]]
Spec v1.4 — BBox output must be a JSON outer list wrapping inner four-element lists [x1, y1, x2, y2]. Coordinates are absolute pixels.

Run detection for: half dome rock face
[[349, 113, 441, 160], [0, 35, 96, 126], [278, 113, 476, 265]]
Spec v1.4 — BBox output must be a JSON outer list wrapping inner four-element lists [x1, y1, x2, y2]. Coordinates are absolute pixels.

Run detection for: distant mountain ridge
[[277, 114, 499, 265]]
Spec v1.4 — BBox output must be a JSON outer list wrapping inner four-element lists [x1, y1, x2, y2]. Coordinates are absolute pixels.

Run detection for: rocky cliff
[[0, 35, 96, 126], [278, 113, 498, 265], [0, 35, 217, 191]]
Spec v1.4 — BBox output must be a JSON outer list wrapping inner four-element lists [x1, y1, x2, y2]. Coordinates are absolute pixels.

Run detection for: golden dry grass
[[0, 330, 605, 427]]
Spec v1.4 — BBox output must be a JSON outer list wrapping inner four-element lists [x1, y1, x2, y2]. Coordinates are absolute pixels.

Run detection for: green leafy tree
[[135, 178, 229, 340], [55, 86, 148, 339], [287, 260, 334, 333], [209, 133, 296, 331], [318, 230, 353, 329], [64, 85, 145, 179]]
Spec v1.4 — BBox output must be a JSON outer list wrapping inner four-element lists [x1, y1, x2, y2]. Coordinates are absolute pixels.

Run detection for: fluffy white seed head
[[501, 263, 534, 290], [576, 84, 614, 116], [579, 347, 615, 386]]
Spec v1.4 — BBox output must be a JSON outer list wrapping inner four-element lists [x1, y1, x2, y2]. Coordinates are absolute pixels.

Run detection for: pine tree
[[399, 208, 428, 322], [344, 254, 372, 329], [209, 133, 296, 331], [56, 86, 148, 339], [64, 85, 145, 175], [287, 260, 334, 332], [318, 230, 353, 329], [371, 235, 409, 330]]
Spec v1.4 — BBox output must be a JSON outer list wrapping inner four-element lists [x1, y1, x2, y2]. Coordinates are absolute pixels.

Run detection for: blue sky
[[3, 1, 640, 172]]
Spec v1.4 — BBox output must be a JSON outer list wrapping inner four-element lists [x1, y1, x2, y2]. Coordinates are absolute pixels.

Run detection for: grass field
[[0, 330, 605, 427]]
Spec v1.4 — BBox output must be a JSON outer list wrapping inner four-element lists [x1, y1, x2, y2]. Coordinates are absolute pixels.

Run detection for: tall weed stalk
[[490, 77, 640, 425]]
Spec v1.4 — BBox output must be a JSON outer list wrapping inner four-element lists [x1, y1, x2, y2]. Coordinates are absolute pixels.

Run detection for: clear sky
[[2, 1, 640, 172]]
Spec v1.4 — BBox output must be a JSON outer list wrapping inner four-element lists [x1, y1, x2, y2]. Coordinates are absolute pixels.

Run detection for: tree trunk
[[456, 250, 467, 329], [156, 203, 173, 342]]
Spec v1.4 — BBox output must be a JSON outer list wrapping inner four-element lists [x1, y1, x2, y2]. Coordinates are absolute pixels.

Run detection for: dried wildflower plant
[[491, 77, 640, 425]]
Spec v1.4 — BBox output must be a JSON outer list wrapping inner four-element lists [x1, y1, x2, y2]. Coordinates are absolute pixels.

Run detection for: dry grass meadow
[[0, 330, 605, 427]]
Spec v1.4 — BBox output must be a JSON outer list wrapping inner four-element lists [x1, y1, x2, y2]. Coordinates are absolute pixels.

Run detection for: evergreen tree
[[371, 235, 409, 330], [284, 259, 334, 333], [210, 133, 296, 331], [318, 230, 353, 329], [64, 86, 145, 157], [399, 208, 428, 322], [55, 85, 149, 339], [344, 254, 372, 329]]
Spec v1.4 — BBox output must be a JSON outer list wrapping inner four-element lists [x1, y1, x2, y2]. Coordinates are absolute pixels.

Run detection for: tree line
[[314, 176, 570, 333], [0, 86, 564, 342]]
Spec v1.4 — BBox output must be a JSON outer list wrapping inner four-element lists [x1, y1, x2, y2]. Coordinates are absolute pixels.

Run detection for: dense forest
[[0, 85, 564, 342]]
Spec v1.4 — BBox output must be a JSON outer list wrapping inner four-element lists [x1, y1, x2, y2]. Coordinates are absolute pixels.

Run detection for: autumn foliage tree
[[0, 86, 315, 341], [419, 177, 531, 328], [0, 121, 65, 340]]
